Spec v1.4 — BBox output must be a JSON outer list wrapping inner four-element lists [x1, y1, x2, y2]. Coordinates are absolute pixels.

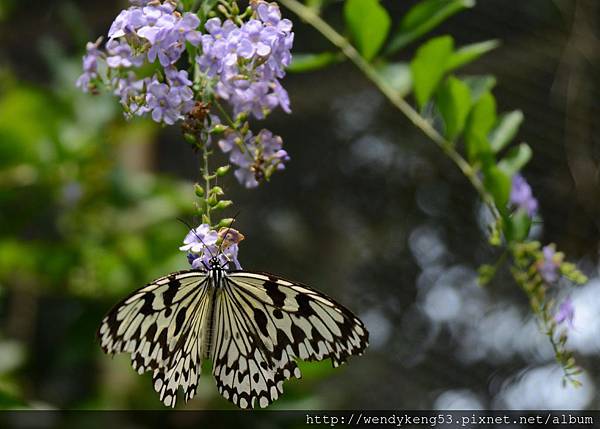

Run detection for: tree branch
[[278, 0, 500, 219]]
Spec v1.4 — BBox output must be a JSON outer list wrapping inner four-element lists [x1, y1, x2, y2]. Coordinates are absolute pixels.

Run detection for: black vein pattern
[[97, 269, 369, 409]]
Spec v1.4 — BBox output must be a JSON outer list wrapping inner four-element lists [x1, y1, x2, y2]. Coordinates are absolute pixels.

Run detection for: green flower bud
[[217, 218, 235, 228], [214, 200, 233, 210], [236, 112, 249, 124], [211, 186, 225, 196], [216, 165, 231, 176], [194, 184, 204, 197], [210, 124, 228, 134], [184, 133, 197, 144]]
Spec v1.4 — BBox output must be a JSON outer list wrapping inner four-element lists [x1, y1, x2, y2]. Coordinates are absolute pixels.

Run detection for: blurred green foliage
[[0, 39, 209, 407]]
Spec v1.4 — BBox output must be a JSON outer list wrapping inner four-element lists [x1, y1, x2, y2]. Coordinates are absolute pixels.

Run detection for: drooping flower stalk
[[77, 0, 295, 268]]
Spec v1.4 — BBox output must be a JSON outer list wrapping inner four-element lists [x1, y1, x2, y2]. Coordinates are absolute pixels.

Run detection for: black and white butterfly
[[97, 256, 369, 409]]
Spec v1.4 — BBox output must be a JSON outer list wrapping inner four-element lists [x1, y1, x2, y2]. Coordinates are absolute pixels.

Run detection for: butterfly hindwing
[[210, 271, 369, 409], [210, 279, 292, 409], [97, 271, 211, 407]]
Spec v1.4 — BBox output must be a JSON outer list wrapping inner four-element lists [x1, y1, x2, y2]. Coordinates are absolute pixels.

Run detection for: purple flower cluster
[[179, 224, 242, 269], [510, 174, 538, 217], [196, 2, 294, 118], [108, 1, 201, 63], [78, 1, 294, 187], [145, 69, 195, 125], [218, 129, 290, 188], [77, 0, 201, 125]]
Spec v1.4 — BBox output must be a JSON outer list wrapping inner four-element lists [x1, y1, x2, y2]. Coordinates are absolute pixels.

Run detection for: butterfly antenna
[[177, 217, 216, 259]]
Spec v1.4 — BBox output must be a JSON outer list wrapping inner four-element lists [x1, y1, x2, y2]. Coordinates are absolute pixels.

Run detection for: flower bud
[[194, 184, 204, 197], [216, 165, 231, 176], [184, 133, 197, 144], [214, 200, 233, 210], [236, 112, 249, 124], [211, 186, 225, 196], [217, 218, 235, 228], [210, 124, 228, 135]]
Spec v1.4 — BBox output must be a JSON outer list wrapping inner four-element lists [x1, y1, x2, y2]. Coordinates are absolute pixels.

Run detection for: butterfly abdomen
[[202, 284, 219, 359]]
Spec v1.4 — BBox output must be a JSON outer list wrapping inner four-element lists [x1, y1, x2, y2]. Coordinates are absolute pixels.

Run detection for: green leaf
[[490, 110, 524, 153], [498, 143, 532, 176], [464, 91, 496, 162], [462, 75, 497, 102], [344, 0, 391, 61], [376, 62, 412, 97], [506, 210, 532, 242], [287, 52, 342, 73], [436, 76, 472, 141], [483, 165, 511, 213], [446, 40, 500, 71], [386, 0, 475, 55], [410, 36, 454, 108]]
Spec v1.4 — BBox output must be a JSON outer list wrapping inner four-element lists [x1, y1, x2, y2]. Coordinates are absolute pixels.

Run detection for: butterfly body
[[98, 259, 369, 409]]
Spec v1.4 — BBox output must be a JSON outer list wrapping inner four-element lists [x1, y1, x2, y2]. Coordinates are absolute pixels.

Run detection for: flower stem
[[278, 0, 500, 219], [214, 99, 237, 129], [202, 144, 213, 225]]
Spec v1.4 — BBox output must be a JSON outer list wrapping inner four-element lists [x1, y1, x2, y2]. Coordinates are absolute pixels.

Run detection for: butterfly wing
[[210, 271, 369, 409], [97, 270, 211, 407]]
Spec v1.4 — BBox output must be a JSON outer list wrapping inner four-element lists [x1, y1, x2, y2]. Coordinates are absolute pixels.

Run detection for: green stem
[[278, 0, 500, 219], [214, 99, 251, 154], [203, 145, 213, 225], [192, 0, 203, 12], [214, 99, 238, 129]]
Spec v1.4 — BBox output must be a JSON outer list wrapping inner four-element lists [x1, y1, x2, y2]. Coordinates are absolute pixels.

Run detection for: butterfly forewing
[[98, 268, 369, 409]]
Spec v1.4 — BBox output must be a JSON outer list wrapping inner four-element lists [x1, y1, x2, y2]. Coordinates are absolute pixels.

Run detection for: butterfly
[[97, 253, 369, 409]]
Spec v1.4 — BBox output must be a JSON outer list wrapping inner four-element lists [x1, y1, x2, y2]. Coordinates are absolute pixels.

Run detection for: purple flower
[[113, 73, 146, 116], [539, 245, 561, 283], [256, 1, 292, 31], [140, 68, 194, 125], [138, 11, 200, 66], [510, 174, 538, 217], [108, 8, 147, 39], [180, 224, 242, 269], [76, 39, 103, 92], [555, 297, 575, 328], [106, 40, 144, 68], [146, 85, 182, 124], [180, 224, 218, 254], [177, 13, 202, 46]]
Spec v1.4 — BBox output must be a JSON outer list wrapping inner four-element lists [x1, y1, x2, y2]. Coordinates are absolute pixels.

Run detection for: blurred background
[[0, 0, 599, 411]]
